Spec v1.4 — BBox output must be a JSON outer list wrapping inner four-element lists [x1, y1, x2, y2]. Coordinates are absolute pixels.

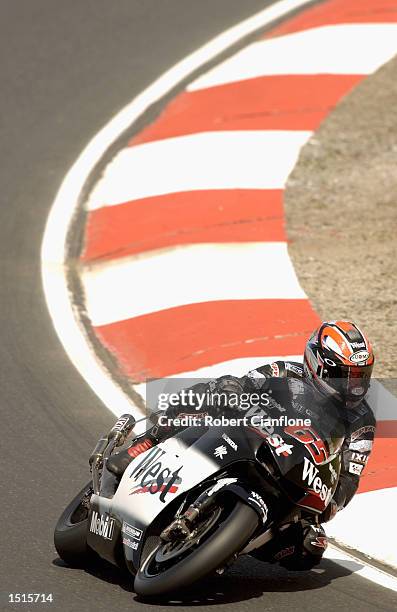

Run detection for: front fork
[[161, 477, 306, 562], [160, 478, 268, 544], [160, 488, 217, 542], [89, 414, 136, 494]]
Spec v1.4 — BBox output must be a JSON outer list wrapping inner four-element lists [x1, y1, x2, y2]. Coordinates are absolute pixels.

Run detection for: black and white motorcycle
[[54, 379, 344, 597]]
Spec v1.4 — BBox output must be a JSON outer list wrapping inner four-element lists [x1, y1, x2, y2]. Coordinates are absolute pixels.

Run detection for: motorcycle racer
[[107, 321, 376, 570]]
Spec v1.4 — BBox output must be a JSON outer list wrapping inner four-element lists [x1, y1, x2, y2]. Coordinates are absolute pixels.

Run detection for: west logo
[[248, 491, 268, 520], [129, 446, 182, 503], [302, 457, 332, 504], [267, 434, 293, 457], [90, 511, 115, 540]]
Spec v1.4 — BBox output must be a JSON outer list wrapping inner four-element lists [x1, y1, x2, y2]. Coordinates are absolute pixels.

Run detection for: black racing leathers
[[247, 361, 376, 516], [153, 360, 376, 519]]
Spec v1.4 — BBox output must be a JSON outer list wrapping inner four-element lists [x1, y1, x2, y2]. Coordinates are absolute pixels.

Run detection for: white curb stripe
[[325, 545, 397, 592], [82, 243, 306, 326], [327, 488, 397, 571], [189, 24, 397, 91], [86, 131, 311, 210]]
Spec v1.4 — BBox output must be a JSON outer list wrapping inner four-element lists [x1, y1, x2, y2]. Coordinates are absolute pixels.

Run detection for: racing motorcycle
[[54, 379, 344, 597]]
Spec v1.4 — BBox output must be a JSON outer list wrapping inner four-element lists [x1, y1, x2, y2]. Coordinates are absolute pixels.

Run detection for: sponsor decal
[[214, 445, 228, 459], [271, 362, 280, 377], [350, 350, 370, 363], [90, 511, 115, 540], [128, 439, 153, 458], [177, 411, 207, 421], [222, 433, 238, 451], [350, 425, 376, 441], [349, 439, 373, 452], [129, 446, 182, 502], [301, 457, 333, 504], [123, 537, 139, 551], [311, 536, 328, 549], [248, 491, 268, 520], [267, 434, 294, 457], [275, 546, 295, 561], [112, 415, 130, 431], [328, 462, 338, 484], [324, 358, 336, 367], [207, 477, 238, 496], [122, 522, 142, 541], [349, 461, 364, 476], [351, 342, 366, 349], [351, 452, 368, 465], [285, 362, 303, 376]]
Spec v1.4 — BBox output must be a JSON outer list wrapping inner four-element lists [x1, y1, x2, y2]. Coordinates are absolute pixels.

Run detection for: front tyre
[[54, 482, 95, 567], [134, 500, 258, 597]]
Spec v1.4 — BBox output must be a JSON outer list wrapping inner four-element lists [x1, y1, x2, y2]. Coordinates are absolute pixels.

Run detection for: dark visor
[[326, 363, 373, 400]]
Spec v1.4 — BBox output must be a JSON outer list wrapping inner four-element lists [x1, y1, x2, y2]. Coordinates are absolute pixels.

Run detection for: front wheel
[[134, 500, 259, 597], [54, 482, 96, 567]]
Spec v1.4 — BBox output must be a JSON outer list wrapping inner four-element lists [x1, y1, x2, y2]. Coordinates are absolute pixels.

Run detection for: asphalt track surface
[[1, 1, 396, 610]]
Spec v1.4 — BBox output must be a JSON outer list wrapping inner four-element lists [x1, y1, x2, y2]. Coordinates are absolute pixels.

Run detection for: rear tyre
[[134, 499, 259, 597], [54, 482, 96, 568]]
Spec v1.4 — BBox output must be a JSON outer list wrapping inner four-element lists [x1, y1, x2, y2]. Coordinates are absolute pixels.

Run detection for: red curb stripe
[[94, 299, 319, 380], [268, 0, 397, 38], [130, 74, 363, 145], [375, 421, 397, 437], [82, 190, 285, 262], [359, 432, 397, 493]]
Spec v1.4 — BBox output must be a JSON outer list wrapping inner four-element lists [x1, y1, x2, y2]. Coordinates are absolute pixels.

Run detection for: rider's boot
[[251, 520, 327, 570]]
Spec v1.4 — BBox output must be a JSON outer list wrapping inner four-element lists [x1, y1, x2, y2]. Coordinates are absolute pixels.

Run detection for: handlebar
[[89, 413, 137, 494]]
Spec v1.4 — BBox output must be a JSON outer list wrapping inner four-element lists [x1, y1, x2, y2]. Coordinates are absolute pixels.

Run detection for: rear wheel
[[54, 482, 96, 567], [134, 499, 259, 597]]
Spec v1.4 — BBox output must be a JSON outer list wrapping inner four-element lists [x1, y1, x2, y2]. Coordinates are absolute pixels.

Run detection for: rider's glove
[[318, 499, 338, 523]]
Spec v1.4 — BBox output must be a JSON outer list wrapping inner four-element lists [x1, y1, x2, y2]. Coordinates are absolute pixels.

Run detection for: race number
[[284, 425, 329, 465]]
